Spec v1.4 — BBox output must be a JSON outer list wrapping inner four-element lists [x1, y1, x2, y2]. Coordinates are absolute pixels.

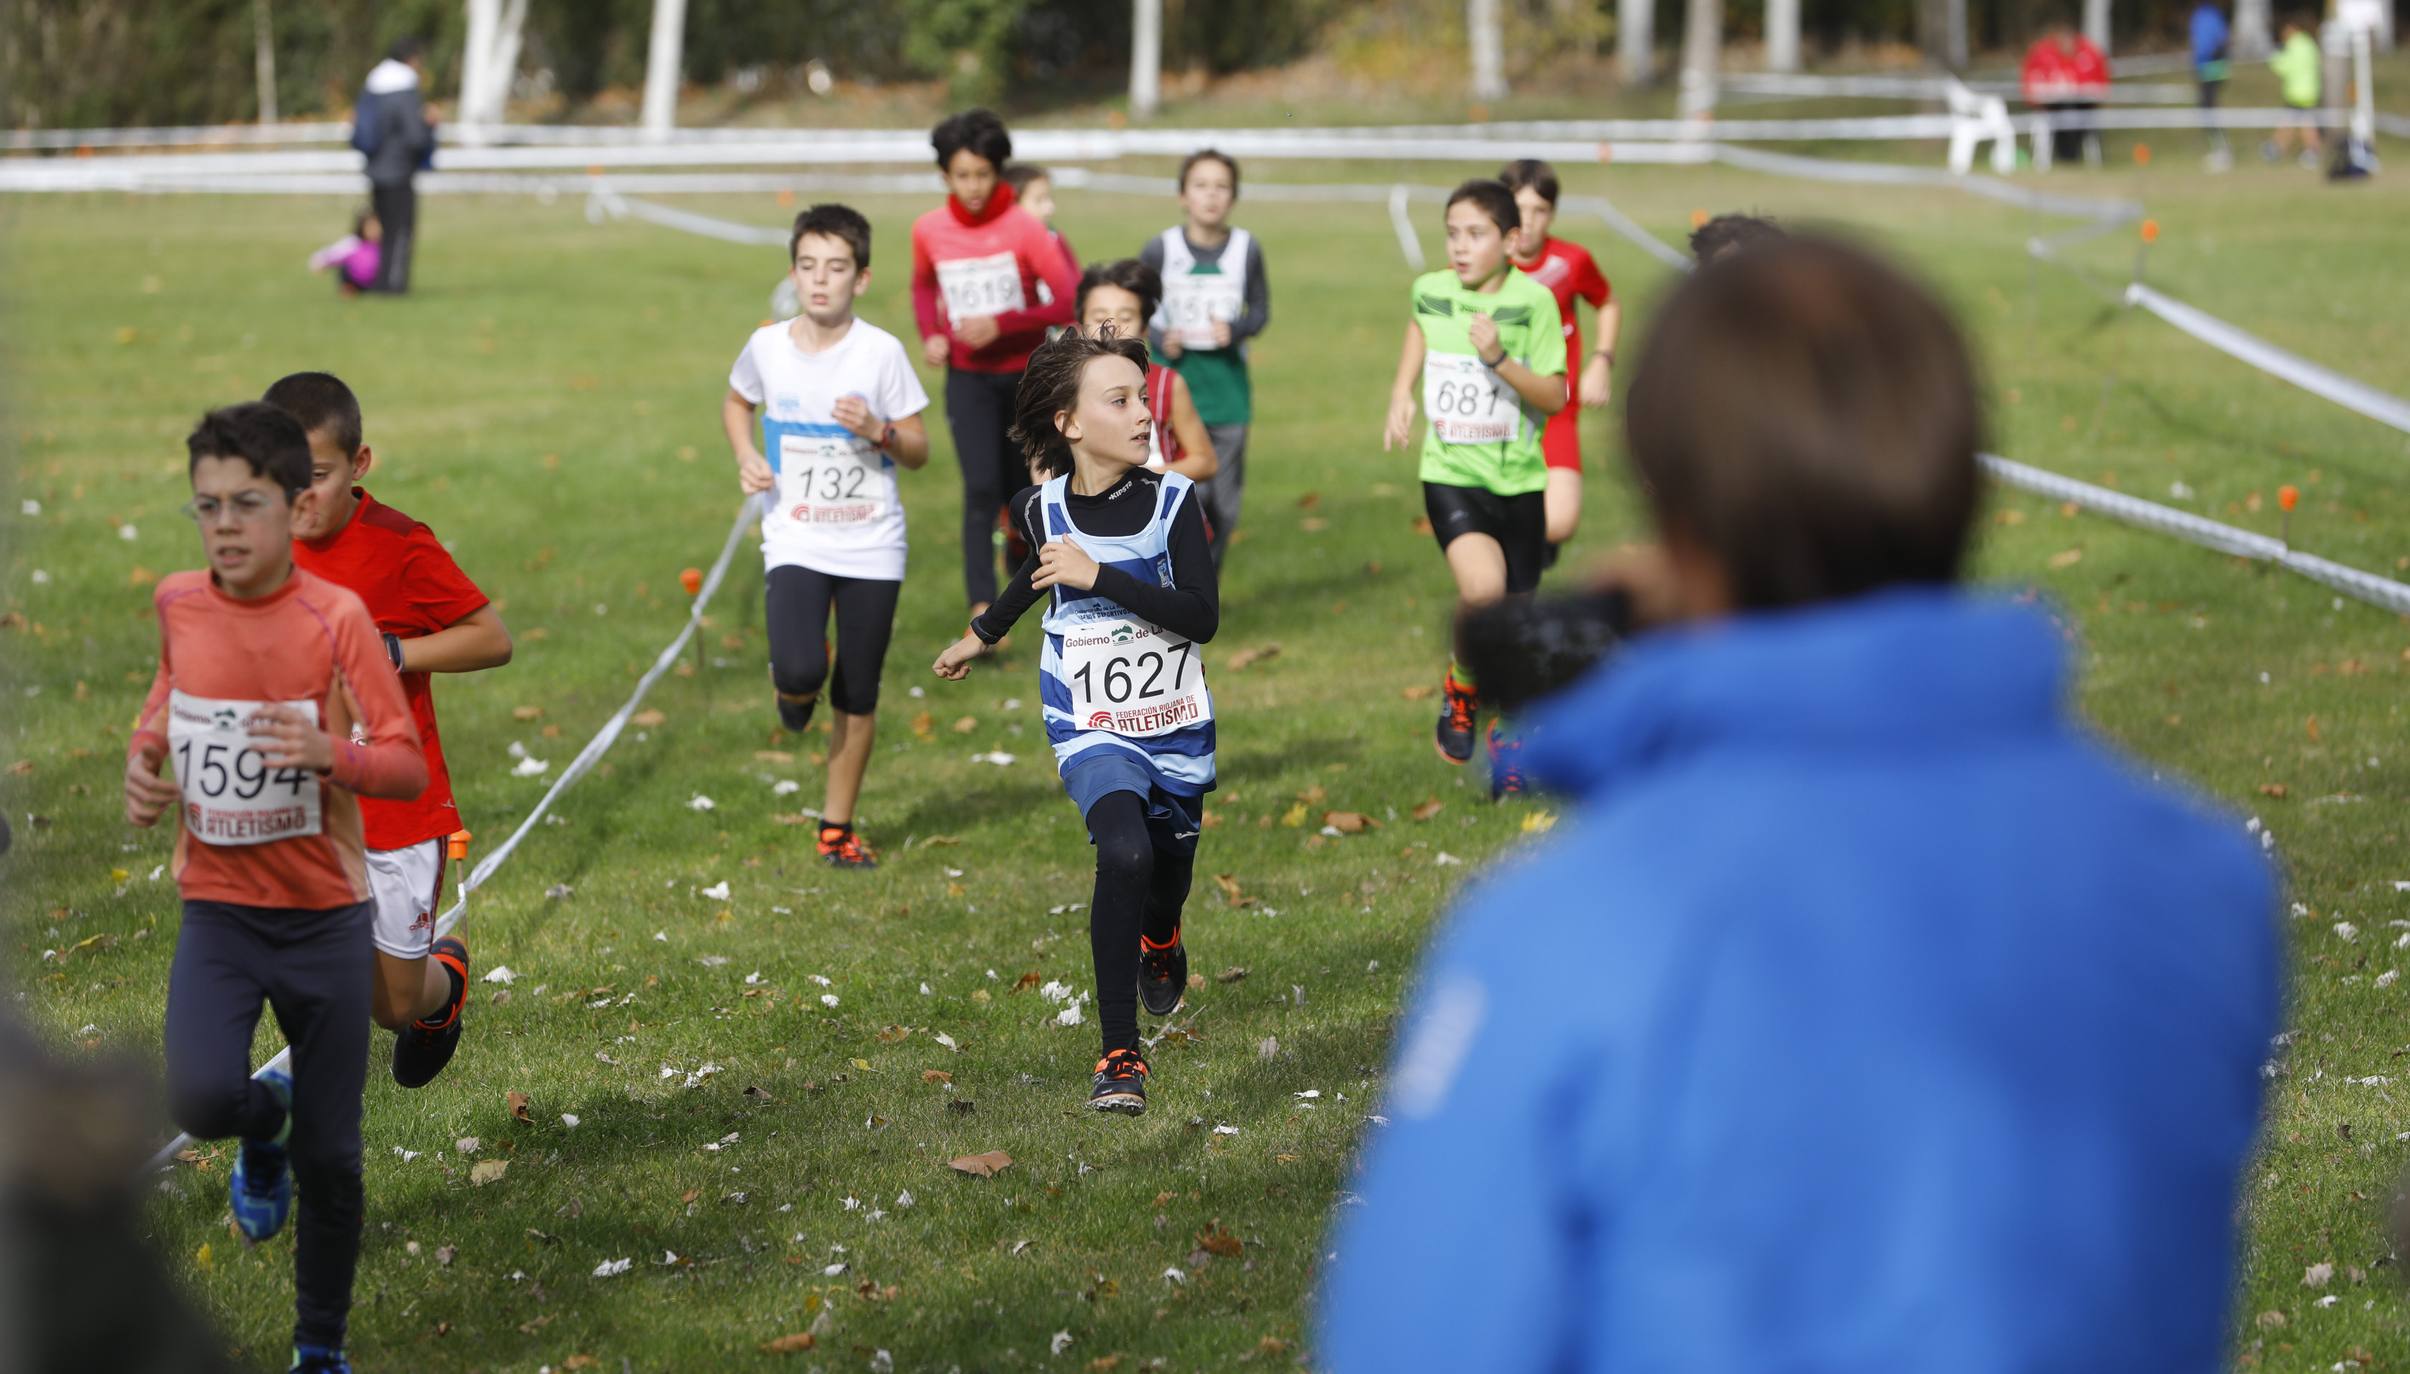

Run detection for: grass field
[[4, 142, 2410, 1372]]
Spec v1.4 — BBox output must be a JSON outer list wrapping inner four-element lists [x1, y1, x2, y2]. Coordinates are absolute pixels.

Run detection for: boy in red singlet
[[1498, 160, 1618, 561]]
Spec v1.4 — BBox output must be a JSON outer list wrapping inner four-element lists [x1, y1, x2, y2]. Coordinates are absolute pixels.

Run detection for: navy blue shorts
[[1061, 748, 1203, 858]]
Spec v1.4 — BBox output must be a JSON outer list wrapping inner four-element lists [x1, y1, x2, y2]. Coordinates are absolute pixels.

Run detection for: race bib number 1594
[[166, 690, 322, 846]]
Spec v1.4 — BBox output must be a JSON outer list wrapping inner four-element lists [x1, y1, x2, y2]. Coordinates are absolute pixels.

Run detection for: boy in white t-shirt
[[721, 204, 932, 868]]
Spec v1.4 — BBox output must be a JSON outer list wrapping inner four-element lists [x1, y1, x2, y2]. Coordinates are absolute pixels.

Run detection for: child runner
[[1003, 163, 1078, 289], [1077, 258, 1220, 483], [726, 204, 933, 869], [911, 108, 1081, 618], [126, 402, 428, 1374], [268, 371, 509, 1087], [1496, 159, 1615, 559], [932, 332, 1217, 1115], [1382, 180, 1566, 773], [1140, 149, 1268, 567]]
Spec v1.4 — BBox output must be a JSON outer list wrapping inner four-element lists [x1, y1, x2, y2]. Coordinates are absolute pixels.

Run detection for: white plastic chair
[[1945, 79, 2019, 175]]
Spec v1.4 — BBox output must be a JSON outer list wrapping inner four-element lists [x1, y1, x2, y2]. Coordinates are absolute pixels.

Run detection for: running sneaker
[[392, 936, 469, 1089], [290, 1347, 352, 1374], [1139, 930, 1188, 1017], [1487, 722, 1527, 800], [776, 693, 817, 734], [1434, 670, 1479, 765], [818, 825, 878, 870], [1088, 1048, 1150, 1115], [229, 1068, 294, 1243]]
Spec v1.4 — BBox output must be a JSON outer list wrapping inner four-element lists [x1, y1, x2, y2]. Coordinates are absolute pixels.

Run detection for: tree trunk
[[480, 0, 529, 125], [251, 0, 277, 123], [1129, 0, 1162, 118], [640, 0, 688, 143], [1618, 0, 1655, 83], [1678, 0, 1721, 122], [2082, 0, 2110, 57], [1944, 0, 1967, 71], [460, 0, 497, 141], [2233, 0, 2274, 56], [1468, 0, 1507, 102], [1765, 0, 1799, 72]]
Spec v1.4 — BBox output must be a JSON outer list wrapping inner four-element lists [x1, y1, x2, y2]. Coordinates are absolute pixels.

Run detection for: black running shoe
[[776, 693, 817, 733], [1087, 1048, 1150, 1115], [1139, 931, 1187, 1017], [1435, 670, 1479, 764], [392, 937, 468, 1089]]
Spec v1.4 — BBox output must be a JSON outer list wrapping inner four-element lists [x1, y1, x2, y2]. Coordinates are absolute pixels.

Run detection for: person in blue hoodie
[[1317, 236, 2282, 1374], [353, 37, 438, 294], [2193, 2, 2235, 168]]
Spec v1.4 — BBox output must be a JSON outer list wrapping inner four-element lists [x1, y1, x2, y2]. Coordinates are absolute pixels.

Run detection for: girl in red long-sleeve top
[[910, 108, 1081, 617]]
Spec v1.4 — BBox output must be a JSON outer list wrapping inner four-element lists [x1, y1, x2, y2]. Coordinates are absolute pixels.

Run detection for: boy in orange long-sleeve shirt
[[125, 402, 426, 1374]]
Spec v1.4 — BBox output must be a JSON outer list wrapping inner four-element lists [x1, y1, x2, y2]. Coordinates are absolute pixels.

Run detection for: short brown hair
[[1688, 213, 1784, 264], [1009, 332, 1152, 478], [262, 371, 363, 454], [1496, 158, 1560, 205], [1074, 258, 1164, 325], [1178, 148, 1239, 197], [188, 402, 313, 497], [789, 203, 872, 270], [1623, 236, 1982, 611]]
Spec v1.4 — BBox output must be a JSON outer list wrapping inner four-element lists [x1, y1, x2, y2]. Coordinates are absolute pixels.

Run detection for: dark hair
[[1495, 158, 1560, 206], [1074, 258, 1163, 326], [789, 203, 873, 270], [385, 36, 426, 64], [351, 205, 376, 237], [1001, 164, 1050, 195], [1623, 236, 1982, 611], [1178, 148, 1240, 197], [1445, 179, 1520, 235], [1008, 333, 1152, 478], [1689, 213, 1785, 263], [261, 371, 364, 455], [931, 108, 1012, 173], [188, 402, 313, 497]]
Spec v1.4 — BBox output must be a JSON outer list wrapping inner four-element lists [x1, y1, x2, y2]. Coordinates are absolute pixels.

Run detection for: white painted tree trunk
[[460, 0, 497, 143], [641, 0, 689, 144], [2234, 0, 2274, 57], [1765, 0, 1800, 73], [2082, 0, 2111, 57], [1678, 0, 1722, 122], [1944, 0, 1968, 70], [479, 0, 530, 125], [252, 0, 277, 123], [1129, 0, 1162, 118], [1618, 0, 1655, 84], [1469, 0, 1507, 101]]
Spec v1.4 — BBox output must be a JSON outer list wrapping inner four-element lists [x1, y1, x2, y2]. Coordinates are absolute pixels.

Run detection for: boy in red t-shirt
[[127, 402, 428, 1373], [266, 372, 513, 1089], [1498, 160, 1618, 561]]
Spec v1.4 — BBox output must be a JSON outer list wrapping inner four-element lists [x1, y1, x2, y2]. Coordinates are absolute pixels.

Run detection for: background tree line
[[2, 0, 2299, 131]]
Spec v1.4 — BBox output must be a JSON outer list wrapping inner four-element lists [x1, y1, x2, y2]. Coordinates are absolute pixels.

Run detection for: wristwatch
[[382, 632, 405, 670], [878, 423, 898, 452], [1480, 348, 1508, 369]]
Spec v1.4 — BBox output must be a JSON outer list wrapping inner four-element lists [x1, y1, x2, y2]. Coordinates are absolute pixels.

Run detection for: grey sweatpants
[[1198, 424, 1248, 568]]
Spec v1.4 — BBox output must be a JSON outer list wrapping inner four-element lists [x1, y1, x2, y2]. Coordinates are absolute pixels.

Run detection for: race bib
[[1423, 352, 1521, 446], [1060, 618, 1211, 739], [936, 252, 1025, 322], [166, 691, 322, 846], [1161, 273, 1244, 350], [777, 430, 887, 527]]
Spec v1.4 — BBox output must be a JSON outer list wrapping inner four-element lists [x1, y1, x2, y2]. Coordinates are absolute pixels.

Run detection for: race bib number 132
[[166, 690, 322, 846]]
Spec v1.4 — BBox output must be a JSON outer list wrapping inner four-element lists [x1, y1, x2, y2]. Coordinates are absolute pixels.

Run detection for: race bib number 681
[[166, 690, 322, 845]]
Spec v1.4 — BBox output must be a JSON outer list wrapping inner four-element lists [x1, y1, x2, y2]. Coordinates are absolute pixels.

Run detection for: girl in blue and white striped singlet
[[934, 331, 1219, 1115]]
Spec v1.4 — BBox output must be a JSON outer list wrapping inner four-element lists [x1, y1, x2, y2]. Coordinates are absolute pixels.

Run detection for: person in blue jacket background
[[2193, 2, 2235, 168], [1317, 236, 2282, 1374]]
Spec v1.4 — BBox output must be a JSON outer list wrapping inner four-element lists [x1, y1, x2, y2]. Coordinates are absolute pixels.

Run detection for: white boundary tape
[[141, 499, 754, 1175], [2120, 283, 2410, 437]]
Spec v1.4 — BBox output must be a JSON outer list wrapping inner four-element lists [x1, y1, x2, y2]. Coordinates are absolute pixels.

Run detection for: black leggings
[[1086, 791, 1196, 1056], [765, 565, 901, 715], [165, 898, 371, 1351], [945, 367, 1027, 609]]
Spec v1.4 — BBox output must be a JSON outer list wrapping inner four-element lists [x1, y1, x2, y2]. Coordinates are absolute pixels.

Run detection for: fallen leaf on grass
[[506, 1091, 533, 1124], [1279, 802, 1308, 828], [2304, 1261, 2335, 1289], [1412, 797, 1445, 822], [1011, 971, 1043, 993], [1401, 684, 1435, 701], [1520, 811, 1558, 834], [754, 750, 794, 764], [2259, 782, 2290, 799], [1196, 1220, 1244, 1258], [561, 1356, 600, 1371], [1216, 967, 1249, 983], [630, 709, 666, 728], [512, 705, 544, 721], [952, 715, 979, 734], [1297, 491, 1321, 510], [922, 1069, 953, 1084], [470, 1160, 508, 1187], [592, 1257, 632, 1278], [2046, 548, 2084, 571], [760, 1333, 817, 1353], [1213, 874, 1256, 909], [1323, 810, 1376, 834], [910, 710, 935, 740], [948, 1150, 1014, 1179], [1226, 643, 1281, 671], [2308, 715, 2322, 743]]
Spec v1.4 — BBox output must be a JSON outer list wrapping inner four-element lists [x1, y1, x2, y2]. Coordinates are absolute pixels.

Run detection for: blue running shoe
[[290, 1345, 351, 1373], [1487, 721, 1527, 801], [230, 1067, 293, 1243]]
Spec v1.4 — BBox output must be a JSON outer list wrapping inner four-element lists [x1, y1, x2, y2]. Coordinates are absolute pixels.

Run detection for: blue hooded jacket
[[1319, 589, 2279, 1374]]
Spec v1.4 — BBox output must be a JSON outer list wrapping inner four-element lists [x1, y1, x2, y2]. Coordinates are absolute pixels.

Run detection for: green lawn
[[4, 147, 2408, 1372]]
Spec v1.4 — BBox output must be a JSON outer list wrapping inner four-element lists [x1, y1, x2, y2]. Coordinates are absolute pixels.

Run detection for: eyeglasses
[[182, 492, 285, 524]]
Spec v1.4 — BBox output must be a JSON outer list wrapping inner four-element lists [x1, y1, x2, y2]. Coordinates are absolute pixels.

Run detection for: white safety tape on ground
[[140, 499, 754, 1176], [2123, 284, 2410, 437], [587, 185, 786, 245], [1711, 143, 2142, 220]]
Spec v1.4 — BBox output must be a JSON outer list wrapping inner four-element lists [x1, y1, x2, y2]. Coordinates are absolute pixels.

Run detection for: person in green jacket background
[[2266, 16, 2325, 166]]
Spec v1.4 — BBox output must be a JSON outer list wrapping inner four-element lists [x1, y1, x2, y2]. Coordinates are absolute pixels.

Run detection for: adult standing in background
[[353, 37, 438, 295], [2193, 2, 2234, 169]]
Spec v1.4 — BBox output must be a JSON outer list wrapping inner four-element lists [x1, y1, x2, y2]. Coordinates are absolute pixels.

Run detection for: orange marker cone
[[1690, 208, 1711, 230], [2139, 219, 2160, 244], [2133, 142, 2152, 166], [680, 567, 704, 597], [446, 829, 472, 863], [2278, 484, 2299, 546]]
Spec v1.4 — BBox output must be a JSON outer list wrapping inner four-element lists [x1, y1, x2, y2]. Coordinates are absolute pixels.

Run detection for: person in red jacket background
[[911, 109, 1081, 617], [2022, 23, 2112, 163]]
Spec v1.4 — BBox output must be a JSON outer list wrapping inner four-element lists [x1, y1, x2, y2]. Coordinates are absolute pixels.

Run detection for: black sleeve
[[1138, 235, 1168, 352], [1233, 237, 1270, 343], [1088, 490, 1218, 644], [970, 488, 1046, 644]]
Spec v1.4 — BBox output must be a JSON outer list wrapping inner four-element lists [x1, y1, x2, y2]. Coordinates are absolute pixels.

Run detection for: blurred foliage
[[2, 0, 2258, 128]]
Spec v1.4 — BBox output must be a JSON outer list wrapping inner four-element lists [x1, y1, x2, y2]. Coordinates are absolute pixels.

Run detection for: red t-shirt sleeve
[[910, 224, 946, 344], [991, 216, 1079, 335], [401, 529, 489, 633], [325, 598, 427, 801]]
